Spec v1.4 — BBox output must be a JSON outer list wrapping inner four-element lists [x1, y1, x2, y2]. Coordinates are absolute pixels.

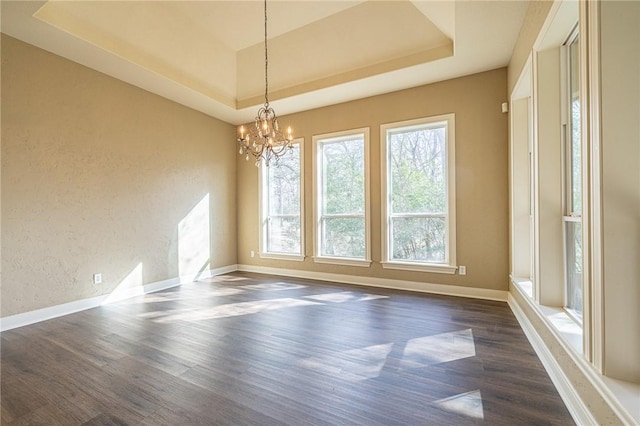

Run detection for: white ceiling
[[1, 1, 529, 125]]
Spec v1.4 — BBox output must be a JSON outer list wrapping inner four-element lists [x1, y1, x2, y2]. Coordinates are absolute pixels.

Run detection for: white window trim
[[312, 128, 371, 266], [380, 114, 457, 274], [258, 137, 305, 261], [312, 256, 372, 268], [560, 26, 583, 324]]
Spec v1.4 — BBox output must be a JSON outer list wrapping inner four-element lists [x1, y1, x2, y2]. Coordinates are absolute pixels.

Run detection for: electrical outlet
[[93, 273, 102, 284], [250, 250, 255, 258], [458, 266, 466, 275]]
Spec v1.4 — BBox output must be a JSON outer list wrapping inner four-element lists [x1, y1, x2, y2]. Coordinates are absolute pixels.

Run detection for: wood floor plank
[[1, 272, 575, 425]]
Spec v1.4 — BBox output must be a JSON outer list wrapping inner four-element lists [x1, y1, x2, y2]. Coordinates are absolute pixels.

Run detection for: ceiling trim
[[237, 41, 453, 109]]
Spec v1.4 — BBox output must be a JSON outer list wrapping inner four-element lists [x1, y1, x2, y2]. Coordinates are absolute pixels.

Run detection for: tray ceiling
[[1, 1, 529, 124]]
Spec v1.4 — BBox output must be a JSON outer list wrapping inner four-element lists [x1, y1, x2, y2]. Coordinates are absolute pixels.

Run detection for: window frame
[[258, 137, 305, 261], [561, 26, 583, 323], [312, 128, 371, 267], [380, 114, 457, 274]]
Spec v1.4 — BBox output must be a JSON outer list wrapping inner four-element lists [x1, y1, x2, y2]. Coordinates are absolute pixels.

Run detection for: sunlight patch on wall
[[178, 193, 211, 282], [300, 343, 394, 382], [434, 390, 484, 420], [399, 329, 475, 368], [104, 262, 143, 304]]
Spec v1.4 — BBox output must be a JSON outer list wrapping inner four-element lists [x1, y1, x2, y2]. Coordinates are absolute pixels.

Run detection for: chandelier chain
[[236, 0, 293, 167], [264, 0, 269, 106]]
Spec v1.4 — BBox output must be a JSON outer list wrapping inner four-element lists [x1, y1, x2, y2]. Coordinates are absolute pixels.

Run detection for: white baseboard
[[237, 264, 508, 301], [0, 264, 237, 332], [507, 293, 597, 425]]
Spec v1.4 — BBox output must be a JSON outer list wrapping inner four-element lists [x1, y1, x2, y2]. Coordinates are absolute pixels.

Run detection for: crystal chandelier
[[237, 0, 294, 167]]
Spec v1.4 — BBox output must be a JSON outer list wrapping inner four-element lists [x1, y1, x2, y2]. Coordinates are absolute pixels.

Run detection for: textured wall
[[1, 35, 237, 317], [237, 68, 509, 292], [600, 0, 640, 383]]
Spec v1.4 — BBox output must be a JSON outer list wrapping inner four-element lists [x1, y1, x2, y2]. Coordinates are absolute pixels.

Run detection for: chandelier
[[237, 0, 294, 167]]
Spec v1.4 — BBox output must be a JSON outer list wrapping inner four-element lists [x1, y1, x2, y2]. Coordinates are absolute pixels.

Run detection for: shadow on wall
[[103, 193, 212, 304]]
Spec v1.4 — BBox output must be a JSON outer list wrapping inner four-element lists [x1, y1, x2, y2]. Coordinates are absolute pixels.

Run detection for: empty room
[[1, 0, 638, 424]]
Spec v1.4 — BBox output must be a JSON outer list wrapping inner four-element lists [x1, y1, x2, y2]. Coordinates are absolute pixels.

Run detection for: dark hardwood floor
[[1, 272, 574, 425]]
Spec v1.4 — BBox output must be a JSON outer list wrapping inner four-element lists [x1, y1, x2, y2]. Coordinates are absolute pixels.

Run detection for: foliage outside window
[[260, 139, 304, 260], [313, 129, 370, 266], [381, 115, 456, 274]]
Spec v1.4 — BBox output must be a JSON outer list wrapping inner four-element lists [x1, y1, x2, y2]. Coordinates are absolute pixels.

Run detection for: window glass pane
[[321, 217, 365, 258], [322, 139, 364, 215], [267, 216, 301, 254], [390, 126, 446, 214], [267, 147, 300, 216], [569, 36, 581, 214], [391, 216, 445, 262], [565, 220, 582, 319], [263, 144, 301, 255], [564, 33, 582, 322]]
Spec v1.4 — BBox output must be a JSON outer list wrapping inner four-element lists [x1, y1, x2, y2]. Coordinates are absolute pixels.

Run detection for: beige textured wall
[[508, 0, 554, 96], [238, 68, 509, 291], [535, 47, 564, 307], [600, 0, 640, 383], [1, 35, 237, 317]]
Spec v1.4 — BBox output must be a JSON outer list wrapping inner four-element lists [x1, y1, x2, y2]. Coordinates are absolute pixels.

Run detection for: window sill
[[260, 253, 305, 262], [511, 279, 640, 424], [511, 278, 583, 355], [510, 275, 533, 298], [380, 261, 457, 274], [312, 256, 372, 268]]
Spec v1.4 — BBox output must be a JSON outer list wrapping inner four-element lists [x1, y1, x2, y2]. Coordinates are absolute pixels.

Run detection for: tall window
[[313, 129, 370, 266], [564, 29, 582, 321], [381, 115, 457, 274], [260, 139, 304, 260]]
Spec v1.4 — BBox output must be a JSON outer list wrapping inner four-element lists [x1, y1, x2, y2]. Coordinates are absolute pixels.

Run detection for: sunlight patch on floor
[[304, 291, 389, 303], [300, 343, 394, 382], [149, 298, 321, 323], [434, 390, 484, 420], [299, 329, 476, 381], [242, 282, 306, 291], [120, 287, 245, 305], [400, 329, 475, 368], [201, 275, 250, 283]]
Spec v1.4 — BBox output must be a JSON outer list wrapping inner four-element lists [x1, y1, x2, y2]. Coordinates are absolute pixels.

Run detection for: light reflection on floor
[[150, 298, 322, 323], [434, 389, 484, 419], [300, 343, 395, 382], [125, 281, 485, 421], [399, 329, 475, 369], [299, 329, 475, 380], [304, 291, 389, 303], [117, 287, 245, 305], [131, 286, 388, 322], [241, 282, 307, 291]]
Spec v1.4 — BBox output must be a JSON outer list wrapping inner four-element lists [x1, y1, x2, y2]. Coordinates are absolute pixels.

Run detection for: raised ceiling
[[1, 1, 529, 124]]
